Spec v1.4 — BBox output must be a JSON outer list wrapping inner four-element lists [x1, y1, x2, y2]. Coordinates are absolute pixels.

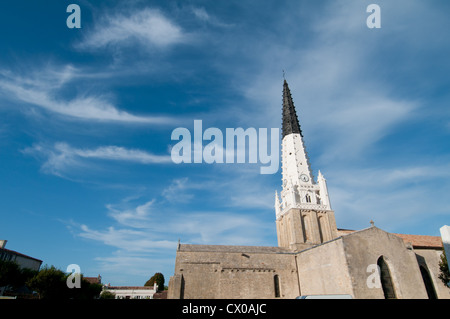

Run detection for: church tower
[[275, 80, 338, 251]]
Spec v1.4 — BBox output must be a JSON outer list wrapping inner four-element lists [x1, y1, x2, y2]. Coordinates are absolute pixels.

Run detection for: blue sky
[[0, 0, 449, 286]]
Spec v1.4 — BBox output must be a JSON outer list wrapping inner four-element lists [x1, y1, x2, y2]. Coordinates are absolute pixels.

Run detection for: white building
[[0, 240, 42, 296], [0, 240, 42, 271], [440, 225, 450, 259], [103, 282, 158, 299]]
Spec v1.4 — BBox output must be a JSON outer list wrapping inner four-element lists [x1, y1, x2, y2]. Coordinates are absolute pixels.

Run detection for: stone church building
[[168, 81, 449, 299]]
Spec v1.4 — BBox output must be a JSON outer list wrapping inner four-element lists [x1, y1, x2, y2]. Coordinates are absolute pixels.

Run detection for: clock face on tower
[[300, 174, 309, 182]]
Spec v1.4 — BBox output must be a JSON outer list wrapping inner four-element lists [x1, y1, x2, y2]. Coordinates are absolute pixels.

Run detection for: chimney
[[0, 240, 7, 249]]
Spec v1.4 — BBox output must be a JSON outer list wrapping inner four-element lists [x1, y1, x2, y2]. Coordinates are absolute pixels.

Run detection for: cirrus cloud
[[22, 142, 172, 177], [77, 8, 188, 51]]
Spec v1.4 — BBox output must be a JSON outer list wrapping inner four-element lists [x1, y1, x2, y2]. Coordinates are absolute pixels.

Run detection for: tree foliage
[[0, 260, 21, 288], [144, 272, 165, 291], [0, 260, 38, 292], [99, 290, 116, 299], [67, 277, 103, 300], [26, 265, 67, 299], [22, 264, 102, 299], [438, 250, 450, 288], [1, 261, 102, 299]]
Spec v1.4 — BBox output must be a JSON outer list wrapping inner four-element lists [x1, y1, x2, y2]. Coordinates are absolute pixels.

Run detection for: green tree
[[0, 260, 21, 289], [67, 276, 103, 299], [0, 260, 38, 293], [26, 265, 67, 299], [85, 281, 103, 299], [438, 250, 450, 288], [27, 265, 103, 299], [19, 267, 39, 287], [144, 272, 165, 291], [99, 290, 116, 299]]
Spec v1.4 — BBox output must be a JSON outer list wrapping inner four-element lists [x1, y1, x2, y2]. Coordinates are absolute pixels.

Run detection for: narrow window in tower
[[318, 215, 331, 243], [318, 216, 324, 243], [274, 275, 281, 298], [305, 194, 311, 203], [302, 214, 310, 242]]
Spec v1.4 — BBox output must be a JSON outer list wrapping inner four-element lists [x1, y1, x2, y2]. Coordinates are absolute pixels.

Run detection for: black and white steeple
[[275, 80, 336, 249]]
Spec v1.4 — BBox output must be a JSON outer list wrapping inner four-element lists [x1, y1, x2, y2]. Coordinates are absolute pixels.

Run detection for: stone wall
[[414, 248, 450, 299], [340, 227, 428, 299], [169, 244, 300, 299], [296, 237, 353, 296]]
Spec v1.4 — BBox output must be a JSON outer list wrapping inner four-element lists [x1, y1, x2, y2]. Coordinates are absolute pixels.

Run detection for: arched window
[[318, 217, 324, 243], [301, 214, 310, 242], [305, 194, 311, 203], [274, 275, 281, 298], [318, 215, 330, 243], [377, 256, 396, 299], [420, 266, 437, 299]]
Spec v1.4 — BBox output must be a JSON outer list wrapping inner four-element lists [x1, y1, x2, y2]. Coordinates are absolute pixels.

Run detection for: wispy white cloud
[[77, 8, 188, 51], [160, 171, 276, 210], [23, 142, 172, 176], [70, 145, 172, 164], [191, 7, 234, 28], [0, 65, 180, 124], [107, 200, 156, 228], [161, 177, 195, 203], [77, 201, 270, 248], [78, 224, 175, 252]]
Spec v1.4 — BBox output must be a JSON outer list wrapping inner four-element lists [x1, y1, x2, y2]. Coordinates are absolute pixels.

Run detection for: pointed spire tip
[[282, 80, 302, 139]]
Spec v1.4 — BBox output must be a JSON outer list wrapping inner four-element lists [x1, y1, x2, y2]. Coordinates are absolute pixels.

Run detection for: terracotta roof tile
[[84, 277, 101, 284], [392, 233, 443, 249]]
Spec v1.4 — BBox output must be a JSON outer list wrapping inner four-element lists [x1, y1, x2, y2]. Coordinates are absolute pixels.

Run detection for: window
[[377, 256, 396, 299], [301, 214, 309, 242], [420, 266, 437, 299], [318, 217, 324, 243], [305, 194, 311, 203], [274, 275, 281, 298]]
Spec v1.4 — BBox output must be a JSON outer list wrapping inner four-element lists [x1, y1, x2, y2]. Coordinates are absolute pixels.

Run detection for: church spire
[[282, 80, 302, 139], [276, 80, 338, 250]]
